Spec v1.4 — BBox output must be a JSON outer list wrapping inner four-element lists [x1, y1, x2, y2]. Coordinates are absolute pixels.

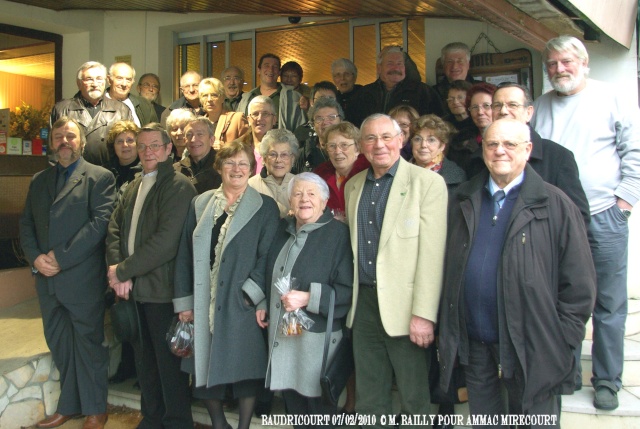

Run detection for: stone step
[[579, 336, 640, 387], [561, 386, 640, 427], [585, 298, 640, 340]]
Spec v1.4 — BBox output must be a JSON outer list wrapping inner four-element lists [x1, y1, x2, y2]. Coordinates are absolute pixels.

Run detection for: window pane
[[230, 39, 253, 89], [179, 43, 200, 74], [380, 21, 402, 49], [353, 25, 377, 85], [408, 19, 426, 82], [210, 41, 226, 81]]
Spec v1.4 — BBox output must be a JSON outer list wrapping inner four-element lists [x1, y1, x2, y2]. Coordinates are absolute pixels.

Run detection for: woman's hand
[[179, 310, 194, 323], [281, 291, 310, 312], [256, 309, 269, 328]]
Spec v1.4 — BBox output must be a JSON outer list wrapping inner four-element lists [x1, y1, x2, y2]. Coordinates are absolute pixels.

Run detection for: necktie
[[492, 189, 506, 216], [55, 168, 68, 197]]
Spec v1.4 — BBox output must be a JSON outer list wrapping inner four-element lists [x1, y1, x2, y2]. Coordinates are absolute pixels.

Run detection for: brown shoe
[[82, 414, 108, 429], [36, 413, 80, 428]]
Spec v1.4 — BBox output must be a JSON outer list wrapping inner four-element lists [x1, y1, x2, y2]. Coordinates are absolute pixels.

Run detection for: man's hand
[[617, 197, 633, 211], [256, 309, 269, 328], [281, 291, 310, 312], [111, 279, 133, 300], [107, 264, 120, 287], [179, 310, 194, 323], [34, 253, 61, 277], [409, 315, 435, 348], [46, 250, 60, 269]]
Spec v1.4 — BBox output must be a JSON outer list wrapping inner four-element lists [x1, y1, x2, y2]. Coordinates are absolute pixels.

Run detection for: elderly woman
[[258, 172, 353, 423], [198, 77, 248, 150], [443, 80, 474, 132], [248, 129, 298, 217], [447, 82, 497, 178], [313, 122, 369, 216], [388, 104, 419, 161], [295, 97, 343, 173], [174, 140, 280, 429], [236, 95, 278, 176], [106, 120, 140, 190], [411, 114, 466, 196], [166, 108, 197, 160]]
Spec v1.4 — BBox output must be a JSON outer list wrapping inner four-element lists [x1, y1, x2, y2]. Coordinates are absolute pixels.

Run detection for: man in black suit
[[20, 117, 116, 429]]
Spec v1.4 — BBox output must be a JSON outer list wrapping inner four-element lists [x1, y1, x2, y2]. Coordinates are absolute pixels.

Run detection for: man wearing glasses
[[107, 124, 197, 428], [160, 70, 205, 127], [137, 72, 165, 119], [50, 61, 132, 167], [439, 118, 595, 427], [221, 66, 245, 112], [106, 62, 158, 128]]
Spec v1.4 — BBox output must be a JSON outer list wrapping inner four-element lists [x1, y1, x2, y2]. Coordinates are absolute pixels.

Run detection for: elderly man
[[106, 124, 197, 428], [174, 117, 222, 194], [439, 119, 595, 427], [137, 72, 165, 120], [531, 35, 640, 410], [294, 97, 343, 173], [347, 46, 442, 127], [344, 113, 447, 426], [221, 66, 245, 112], [491, 82, 590, 225], [161, 70, 204, 126], [332, 58, 363, 113], [434, 42, 477, 113], [237, 53, 306, 132], [50, 61, 132, 167], [20, 117, 115, 429], [107, 62, 158, 127]]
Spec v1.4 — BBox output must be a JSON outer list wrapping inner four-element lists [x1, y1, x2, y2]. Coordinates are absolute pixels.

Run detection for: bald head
[[483, 119, 532, 187]]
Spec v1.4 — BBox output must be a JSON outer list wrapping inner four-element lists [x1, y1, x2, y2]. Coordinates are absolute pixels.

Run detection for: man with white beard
[[51, 61, 132, 167], [531, 35, 640, 411]]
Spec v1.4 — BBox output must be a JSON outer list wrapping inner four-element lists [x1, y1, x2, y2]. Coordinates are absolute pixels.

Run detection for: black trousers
[[38, 293, 108, 415], [282, 390, 336, 429], [135, 302, 194, 429]]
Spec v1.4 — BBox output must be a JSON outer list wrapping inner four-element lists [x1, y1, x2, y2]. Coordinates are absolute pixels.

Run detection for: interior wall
[[0, 71, 54, 111]]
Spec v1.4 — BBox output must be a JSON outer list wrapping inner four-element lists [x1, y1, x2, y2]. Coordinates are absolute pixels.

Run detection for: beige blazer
[[344, 158, 448, 336]]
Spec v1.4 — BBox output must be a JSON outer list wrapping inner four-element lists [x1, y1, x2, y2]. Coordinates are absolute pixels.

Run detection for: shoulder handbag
[[320, 289, 355, 406]]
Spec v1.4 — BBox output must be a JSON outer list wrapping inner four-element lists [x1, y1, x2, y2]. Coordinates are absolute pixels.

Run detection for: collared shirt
[[488, 171, 525, 210], [357, 159, 400, 285], [55, 158, 80, 195], [80, 97, 103, 119], [106, 91, 141, 126]]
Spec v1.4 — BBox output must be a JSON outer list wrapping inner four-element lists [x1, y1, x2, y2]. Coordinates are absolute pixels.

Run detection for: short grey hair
[[494, 83, 533, 107], [139, 123, 171, 145], [76, 61, 107, 81], [361, 113, 402, 136], [260, 128, 299, 159], [165, 108, 197, 130], [221, 66, 245, 81], [186, 117, 215, 137], [377, 46, 404, 65], [542, 35, 590, 75], [288, 172, 330, 202], [248, 95, 276, 114], [308, 97, 344, 122], [108, 62, 136, 80], [483, 118, 531, 141], [331, 58, 358, 80], [441, 42, 471, 63], [180, 70, 202, 86]]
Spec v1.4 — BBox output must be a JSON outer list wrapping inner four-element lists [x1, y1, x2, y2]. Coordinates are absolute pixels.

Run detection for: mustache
[[387, 70, 403, 76]]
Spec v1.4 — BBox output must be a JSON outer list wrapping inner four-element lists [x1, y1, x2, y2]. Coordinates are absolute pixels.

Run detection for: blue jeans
[[581, 204, 629, 389]]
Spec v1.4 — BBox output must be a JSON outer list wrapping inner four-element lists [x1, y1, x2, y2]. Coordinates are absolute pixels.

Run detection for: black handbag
[[320, 289, 355, 406]]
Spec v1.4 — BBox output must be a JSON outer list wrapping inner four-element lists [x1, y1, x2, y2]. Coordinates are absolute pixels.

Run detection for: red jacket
[[313, 154, 370, 212]]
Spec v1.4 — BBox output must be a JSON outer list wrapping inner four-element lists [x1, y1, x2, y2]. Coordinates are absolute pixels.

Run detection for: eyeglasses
[[313, 114, 340, 124], [468, 103, 492, 113], [222, 160, 251, 170], [115, 137, 136, 145], [223, 76, 243, 82], [446, 96, 466, 103], [411, 135, 441, 147], [491, 102, 526, 111], [484, 140, 528, 151], [140, 82, 159, 90], [396, 122, 411, 130], [445, 58, 468, 66], [181, 84, 198, 91], [326, 142, 355, 153], [82, 77, 106, 84], [362, 132, 401, 145], [249, 111, 275, 120], [136, 143, 166, 152], [267, 151, 292, 161]]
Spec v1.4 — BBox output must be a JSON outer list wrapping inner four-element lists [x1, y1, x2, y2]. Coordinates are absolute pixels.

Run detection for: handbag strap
[[321, 289, 336, 374]]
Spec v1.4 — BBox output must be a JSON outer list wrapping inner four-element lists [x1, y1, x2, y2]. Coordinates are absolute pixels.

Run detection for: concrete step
[[561, 386, 640, 427], [585, 298, 640, 340], [579, 337, 640, 387]]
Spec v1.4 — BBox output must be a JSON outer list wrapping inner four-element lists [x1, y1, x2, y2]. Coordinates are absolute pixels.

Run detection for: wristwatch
[[31, 266, 38, 275], [621, 209, 632, 219]]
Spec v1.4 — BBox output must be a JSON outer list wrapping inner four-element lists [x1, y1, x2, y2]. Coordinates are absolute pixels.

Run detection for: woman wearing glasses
[[248, 129, 299, 217], [198, 78, 248, 150], [313, 122, 369, 220], [237, 95, 278, 175], [447, 82, 497, 178], [174, 139, 280, 429]]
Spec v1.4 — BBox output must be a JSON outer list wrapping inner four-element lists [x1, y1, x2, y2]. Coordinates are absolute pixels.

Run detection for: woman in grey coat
[[257, 172, 353, 424], [173, 140, 280, 429]]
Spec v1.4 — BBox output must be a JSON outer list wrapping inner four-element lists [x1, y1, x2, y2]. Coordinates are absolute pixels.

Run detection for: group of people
[[18, 34, 639, 429]]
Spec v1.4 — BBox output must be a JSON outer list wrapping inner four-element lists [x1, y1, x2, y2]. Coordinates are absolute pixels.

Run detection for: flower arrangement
[[9, 102, 50, 140]]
